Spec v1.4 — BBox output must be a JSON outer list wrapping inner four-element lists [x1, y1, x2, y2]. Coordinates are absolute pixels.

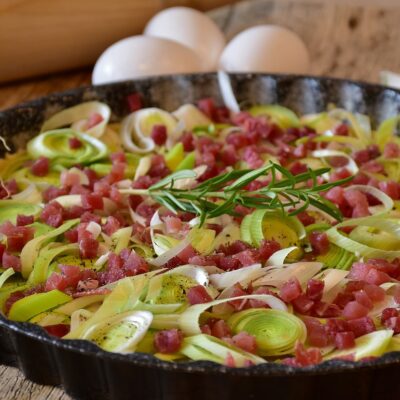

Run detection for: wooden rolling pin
[[0, 0, 236, 83]]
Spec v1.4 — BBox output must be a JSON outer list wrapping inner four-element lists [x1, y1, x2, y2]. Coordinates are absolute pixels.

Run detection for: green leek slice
[[316, 243, 355, 270], [228, 308, 306, 356], [82, 310, 153, 353], [0, 201, 41, 224], [165, 143, 184, 171], [41, 101, 111, 138], [8, 290, 72, 322], [175, 151, 195, 171], [20, 219, 80, 279], [27, 129, 108, 167], [181, 334, 266, 366], [325, 330, 393, 361], [248, 105, 300, 128]]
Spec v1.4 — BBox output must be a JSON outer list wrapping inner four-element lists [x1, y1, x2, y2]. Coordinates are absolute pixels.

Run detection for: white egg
[[92, 35, 206, 85], [219, 25, 310, 75], [144, 7, 225, 71]]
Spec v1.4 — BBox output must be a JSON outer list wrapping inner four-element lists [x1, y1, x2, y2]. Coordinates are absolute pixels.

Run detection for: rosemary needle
[[120, 162, 352, 225]]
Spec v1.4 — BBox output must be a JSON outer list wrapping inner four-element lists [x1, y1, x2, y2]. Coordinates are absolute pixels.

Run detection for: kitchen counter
[[0, 0, 400, 398]]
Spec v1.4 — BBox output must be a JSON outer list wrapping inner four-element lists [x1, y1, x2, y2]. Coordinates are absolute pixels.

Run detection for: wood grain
[[0, 0, 400, 398]]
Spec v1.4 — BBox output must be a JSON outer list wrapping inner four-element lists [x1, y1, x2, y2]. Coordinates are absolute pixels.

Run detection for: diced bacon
[[364, 268, 391, 285], [326, 318, 349, 334], [243, 146, 264, 169], [228, 283, 249, 311], [296, 211, 316, 226], [325, 186, 346, 207], [363, 284, 385, 302], [280, 278, 302, 303], [94, 180, 111, 197], [0, 179, 18, 199], [187, 285, 212, 305], [154, 329, 183, 353], [83, 168, 98, 189], [164, 216, 182, 234], [0, 243, 5, 260], [312, 301, 341, 318], [80, 212, 101, 225], [181, 132, 195, 152], [0, 222, 34, 252], [354, 290, 373, 310], [211, 319, 231, 339], [384, 142, 400, 158], [381, 308, 399, 324], [58, 264, 82, 287], [200, 324, 212, 335], [384, 316, 400, 334], [151, 124, 167, 146], [61, 171, 83, 187], [79, 237, 99, 259], [136, 202, 157, 225], [309, 231, 330, 255], [108, 162, 126, 183], [43, 186, 69, 202], [16, 215, 34, 226], [220, 144, 239, 166], [69, 137, 82, 149], [2, 252, 21, 272], [224, 352, 236, 367], [110, 152, 126, 164], [123, 251, 148, 276], [233, 249, 260, 267], [69, 184, 90, 195], [44, 324, 70, 337], [258, 240, 281, 262], [329, 168, 352, 183], [41, 201, 64, 227], [306, 279, 324, 302], [86, 113, 103, 129], [176, 245, 197, 264], [344, 189, 370, 218], [362, 160, 384, 174], [72, 287, 111, 298], [342, 301, 369, 320], [127, 92, 142, 112], [347, 316, 375, 338], [292, 294, 314, 314], [335, 123, 349, 136], [30, 156, 49, 177], [378, 181, 400, 200], [102, 216, 121, 236], [304, 318, 330, 347], [4, 291, 25, 315], [393, 285, 400, 304], [226, 132, 249, 150], [293, 342, 322, 366], [63, 205, 85, 220], [148, 154, 170, 178], [81, 194, 104, 211], [353, 145, 380, 165], [218, 256, 241, 271], [335, 331, 355, 349], [232, 332, 258, 354], [218, 240, 251, 256], [289, 161, 308, 176], [348, 262, 373, 281], [65, 228, 78, 243], [332, 292, 354, 309]]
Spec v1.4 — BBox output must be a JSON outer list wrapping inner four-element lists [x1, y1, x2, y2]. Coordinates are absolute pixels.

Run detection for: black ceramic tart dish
[[1, 73, 400, 400]]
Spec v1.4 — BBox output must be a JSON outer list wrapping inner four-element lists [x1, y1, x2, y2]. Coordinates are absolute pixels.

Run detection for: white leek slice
[[311, 149, 358, 176], [150, 211, 166, 256], [55, 295, 106, 316], [41, 101, 111, 138], [151, 314, 181, 330], [11, 181, 42, 204], [70, 309, 93, 332], [120, 108, 177, 154], [54, 194, 117, 215], [181, 334, 266, 366], [218, 70, 240, 113], [266, 246, 298, 266], [149, 236, 190, 268], [179, 294, 287, 336], [325, 330, 393, 361], [0, 268, 15, 289], [82, 310, 153, 353], [111, 227, 133, 254], [212, 223, 241, 250], [31, 312, 68, 327], [253, 262, 323, 288], [134, 155, 152, 180], [209, 264, 264, 290], [314, 269, 349, 303], [172, 104, 212, 131], [380, 70, 400, 89], [61, 167, 90, 186]]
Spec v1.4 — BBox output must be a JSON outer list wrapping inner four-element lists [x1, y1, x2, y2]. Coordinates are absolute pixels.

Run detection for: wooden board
[[0, 0, 400, 398]]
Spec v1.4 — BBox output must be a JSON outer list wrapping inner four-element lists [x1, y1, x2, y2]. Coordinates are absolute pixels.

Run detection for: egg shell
[[92, 35, 206, 85], [219, 25, 310, 75], [144, 7, 225, 71]]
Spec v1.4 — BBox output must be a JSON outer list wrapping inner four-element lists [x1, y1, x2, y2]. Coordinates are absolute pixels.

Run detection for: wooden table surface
[[1, 0, 400, 398]]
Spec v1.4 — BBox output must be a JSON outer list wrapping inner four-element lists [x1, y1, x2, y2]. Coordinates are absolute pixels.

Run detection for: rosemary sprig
[[121, 163, 352, 225]]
